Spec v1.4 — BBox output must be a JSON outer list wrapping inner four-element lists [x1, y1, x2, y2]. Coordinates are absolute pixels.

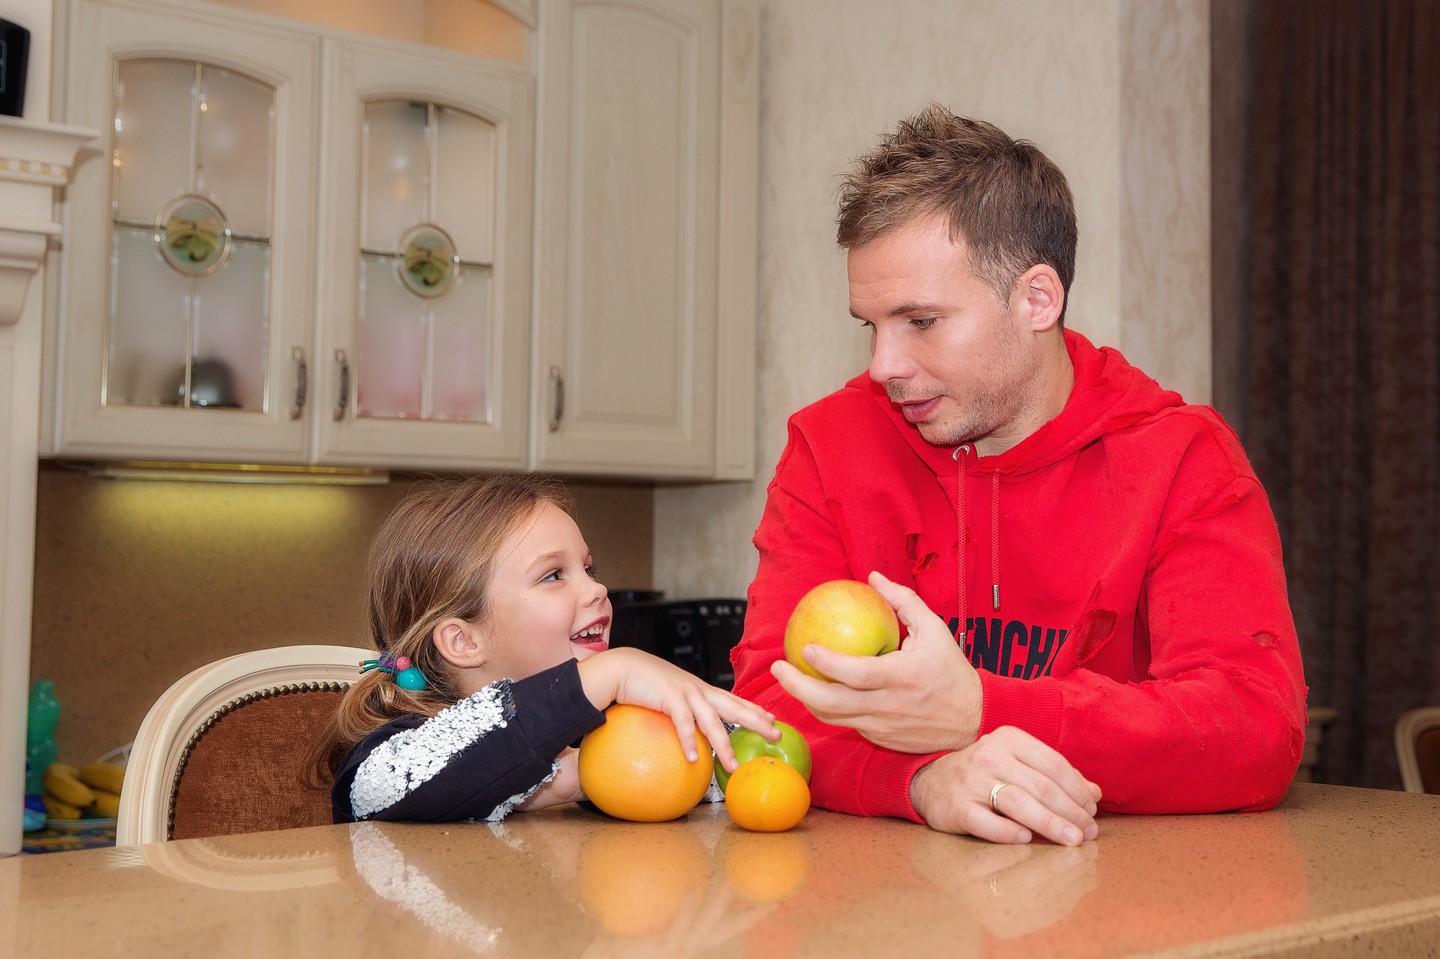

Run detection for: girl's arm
[[333, 660, 603, 824], [577, 647, 780, 772]]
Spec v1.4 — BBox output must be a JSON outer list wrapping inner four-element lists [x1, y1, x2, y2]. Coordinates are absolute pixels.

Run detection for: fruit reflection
[[719, 829, 812, 902], [576, 823, 713, 937]]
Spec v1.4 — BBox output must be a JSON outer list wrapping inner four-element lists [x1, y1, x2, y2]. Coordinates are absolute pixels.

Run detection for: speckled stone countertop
[[4, 782, 1439, 957]]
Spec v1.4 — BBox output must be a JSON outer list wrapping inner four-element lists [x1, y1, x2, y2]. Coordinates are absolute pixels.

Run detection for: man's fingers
[[868, 571, 936, 641], [990, 782, 1089, 846], [989, 726, 1100, 816], [800, 642, 894, 690]]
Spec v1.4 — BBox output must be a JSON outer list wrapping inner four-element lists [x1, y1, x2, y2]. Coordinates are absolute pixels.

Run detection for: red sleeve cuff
[[855, 747, 946, 824], [978, 672, 1064, 748]]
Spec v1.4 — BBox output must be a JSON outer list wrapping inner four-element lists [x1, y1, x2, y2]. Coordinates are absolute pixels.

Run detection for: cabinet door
[[533, 0, 741, 478], [47, 0, 318, 463], [312, 38, 533, 470]]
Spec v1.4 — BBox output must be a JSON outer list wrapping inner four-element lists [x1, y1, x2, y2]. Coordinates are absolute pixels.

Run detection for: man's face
[[848, 214, 1044, 452]]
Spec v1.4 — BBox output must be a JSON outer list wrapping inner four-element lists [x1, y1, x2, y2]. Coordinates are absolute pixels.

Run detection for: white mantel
[[0, 116, 96, 856]]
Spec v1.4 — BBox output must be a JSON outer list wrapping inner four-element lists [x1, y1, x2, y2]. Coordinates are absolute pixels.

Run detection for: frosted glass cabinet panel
[[354, 100, 495, 426], [48, 0, 317, 462], [313, 36, 532, 469], [108, 59, 273, 412]]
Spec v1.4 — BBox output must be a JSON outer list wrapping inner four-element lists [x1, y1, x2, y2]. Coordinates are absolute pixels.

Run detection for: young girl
[[319, 473, 778, 824]]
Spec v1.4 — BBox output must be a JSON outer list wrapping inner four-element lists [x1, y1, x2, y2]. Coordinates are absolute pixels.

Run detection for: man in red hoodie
[[730, 106, 1309, 845]]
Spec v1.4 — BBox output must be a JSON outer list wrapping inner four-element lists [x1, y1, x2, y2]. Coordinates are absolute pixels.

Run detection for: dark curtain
[[1244, 0, 1440, 788]]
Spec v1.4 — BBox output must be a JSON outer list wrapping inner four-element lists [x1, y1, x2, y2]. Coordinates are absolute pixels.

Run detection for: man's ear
[[1017, 265, 1065, 332], [432, 616, 487, 670]]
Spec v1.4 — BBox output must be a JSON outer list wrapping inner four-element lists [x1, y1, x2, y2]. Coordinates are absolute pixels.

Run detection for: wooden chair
[[116, 644, 371, 846], [1394, 707, 1440, 794]]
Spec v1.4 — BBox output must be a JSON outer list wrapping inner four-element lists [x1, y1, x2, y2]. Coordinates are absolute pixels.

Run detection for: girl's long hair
[[308, 473, 572, 785]]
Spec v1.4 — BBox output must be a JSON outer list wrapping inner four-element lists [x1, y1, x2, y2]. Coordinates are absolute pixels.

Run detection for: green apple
[[784, 579, 901, 681], [715, 721, 812, 793]]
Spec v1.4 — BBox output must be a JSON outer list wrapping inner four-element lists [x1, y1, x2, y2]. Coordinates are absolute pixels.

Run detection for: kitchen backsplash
[[29, 464, 654, 765]]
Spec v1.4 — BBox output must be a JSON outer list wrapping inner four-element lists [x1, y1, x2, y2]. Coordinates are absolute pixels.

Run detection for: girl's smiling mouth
[[571, 618, 610, 652]]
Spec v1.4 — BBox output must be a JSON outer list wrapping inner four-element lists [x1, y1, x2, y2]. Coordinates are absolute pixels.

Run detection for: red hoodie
[[731, 329, 1308, 821]]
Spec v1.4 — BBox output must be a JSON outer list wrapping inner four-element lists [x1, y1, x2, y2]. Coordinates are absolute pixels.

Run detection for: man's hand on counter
[[909, 727, 1102, 846]]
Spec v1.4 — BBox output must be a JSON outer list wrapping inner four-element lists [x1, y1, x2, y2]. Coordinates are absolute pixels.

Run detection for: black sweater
[[332, 659, 605, 823]]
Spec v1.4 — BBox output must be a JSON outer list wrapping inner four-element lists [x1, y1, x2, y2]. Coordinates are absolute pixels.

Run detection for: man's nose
[[868, 327, 909, 385]]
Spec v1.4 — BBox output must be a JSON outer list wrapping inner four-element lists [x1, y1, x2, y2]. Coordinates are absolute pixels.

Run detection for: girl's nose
[[587, 574, 608, 605]]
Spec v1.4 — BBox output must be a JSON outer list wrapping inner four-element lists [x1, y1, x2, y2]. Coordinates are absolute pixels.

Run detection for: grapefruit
[[578, 704, 713, 822]]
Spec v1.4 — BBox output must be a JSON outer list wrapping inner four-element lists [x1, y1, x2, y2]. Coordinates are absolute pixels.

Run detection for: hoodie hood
[[845, 327, 1185, 479]]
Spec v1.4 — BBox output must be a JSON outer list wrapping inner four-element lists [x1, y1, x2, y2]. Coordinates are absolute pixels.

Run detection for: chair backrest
[[1395, 707, 1440, 794], [117, 644, 372, 846]]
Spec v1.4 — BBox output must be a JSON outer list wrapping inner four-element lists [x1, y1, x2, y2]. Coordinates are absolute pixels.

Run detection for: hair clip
[[361, 652, 428, 690]]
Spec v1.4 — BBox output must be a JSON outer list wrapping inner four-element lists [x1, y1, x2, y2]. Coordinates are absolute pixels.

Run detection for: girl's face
[[476, 502, 612, 683]]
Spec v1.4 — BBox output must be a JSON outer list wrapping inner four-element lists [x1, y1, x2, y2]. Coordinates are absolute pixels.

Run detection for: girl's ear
[[432, 616, 487, 670]]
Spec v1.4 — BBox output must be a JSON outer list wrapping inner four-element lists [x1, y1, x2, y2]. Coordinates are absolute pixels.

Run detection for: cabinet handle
[[334, 349, 350, 421], [549, 365, 564, 432], [290, 347, 308, 420]]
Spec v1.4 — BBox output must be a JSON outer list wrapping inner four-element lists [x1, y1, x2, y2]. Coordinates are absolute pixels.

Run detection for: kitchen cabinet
[[43, 0, 534, 471], [530, 0, 758, 479], [42, 0, 758, 479]]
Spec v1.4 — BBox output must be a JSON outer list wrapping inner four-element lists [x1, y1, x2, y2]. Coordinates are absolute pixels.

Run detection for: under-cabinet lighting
[[76, 460, 391, 486]]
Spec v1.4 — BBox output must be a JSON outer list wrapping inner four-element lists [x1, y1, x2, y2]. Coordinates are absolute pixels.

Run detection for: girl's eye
[[541, 569, 561, 583], [584, 564, 598, 578]]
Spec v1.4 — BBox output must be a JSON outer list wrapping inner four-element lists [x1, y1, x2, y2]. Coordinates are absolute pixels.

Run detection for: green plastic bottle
[[25, 680, 60, 796]]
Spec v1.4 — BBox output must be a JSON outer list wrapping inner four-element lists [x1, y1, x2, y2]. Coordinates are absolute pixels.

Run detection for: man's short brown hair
[[836, 105, 1077, 316]]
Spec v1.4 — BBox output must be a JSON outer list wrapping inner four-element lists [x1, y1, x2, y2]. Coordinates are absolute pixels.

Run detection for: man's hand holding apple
[[769, 571, 983, 753], [771, 571, 1101, 846]]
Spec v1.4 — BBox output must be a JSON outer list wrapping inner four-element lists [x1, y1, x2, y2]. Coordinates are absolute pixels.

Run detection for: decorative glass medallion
[[156, 193, 233, 276], [397, 224, 460, 297]]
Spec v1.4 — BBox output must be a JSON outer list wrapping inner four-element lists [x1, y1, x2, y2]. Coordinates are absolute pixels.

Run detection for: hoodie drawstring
[[954, 447, 1003, 639], [954, 446, 968, 644], [991, 470, 1001, 610]]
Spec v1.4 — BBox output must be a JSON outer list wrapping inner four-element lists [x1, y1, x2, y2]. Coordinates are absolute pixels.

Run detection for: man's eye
[[910, 316, 937, 330], [858, 320, 875, 332]]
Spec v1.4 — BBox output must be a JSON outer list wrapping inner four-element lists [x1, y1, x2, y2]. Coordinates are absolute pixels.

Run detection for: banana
[[44, 763, 96, 809], [42, 792, 83, 820], [78, 761, 126, 795], [88, 789, 122, 819]]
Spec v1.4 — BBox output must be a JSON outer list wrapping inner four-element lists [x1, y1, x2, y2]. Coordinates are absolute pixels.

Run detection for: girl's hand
[[578, 648, 780, 770], [515, 747, 584, 812]]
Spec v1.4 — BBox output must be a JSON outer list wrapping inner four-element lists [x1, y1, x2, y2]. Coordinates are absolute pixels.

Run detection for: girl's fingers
[[665, 699, 702, 763]]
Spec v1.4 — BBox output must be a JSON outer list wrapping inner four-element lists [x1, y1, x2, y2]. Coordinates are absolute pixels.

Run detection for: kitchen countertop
[[3, 781, 1439, 957]]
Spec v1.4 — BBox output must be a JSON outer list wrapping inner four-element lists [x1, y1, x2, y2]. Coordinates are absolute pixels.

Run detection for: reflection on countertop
[[4, 783, 1440, 957]]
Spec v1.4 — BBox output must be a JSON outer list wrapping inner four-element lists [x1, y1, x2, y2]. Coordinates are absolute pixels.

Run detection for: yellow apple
[[783, 579, 900, 681]]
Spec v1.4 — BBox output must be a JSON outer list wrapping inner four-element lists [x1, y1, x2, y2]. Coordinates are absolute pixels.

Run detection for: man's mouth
[[570, 619, 610, 652], [898, 396, 942, 423]]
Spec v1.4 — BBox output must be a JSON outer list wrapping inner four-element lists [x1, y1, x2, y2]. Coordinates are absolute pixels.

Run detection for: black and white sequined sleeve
[[332, 659, 605, 824]]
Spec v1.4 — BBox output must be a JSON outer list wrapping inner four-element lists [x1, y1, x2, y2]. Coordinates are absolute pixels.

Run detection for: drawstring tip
[[992, 584, 1000, 610]]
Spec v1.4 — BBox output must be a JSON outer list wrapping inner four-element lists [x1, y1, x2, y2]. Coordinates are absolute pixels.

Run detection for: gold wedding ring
[[989, 781, 1011, 815]]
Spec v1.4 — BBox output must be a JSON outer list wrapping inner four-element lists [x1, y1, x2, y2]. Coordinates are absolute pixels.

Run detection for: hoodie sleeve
[[977, 424, 1309, 814], [731, 420, 939, 823]]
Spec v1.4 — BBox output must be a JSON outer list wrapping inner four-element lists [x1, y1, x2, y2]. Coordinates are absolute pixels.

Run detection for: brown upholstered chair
[[116, 645, 371, 846], [1395, 707, 1440, 794]]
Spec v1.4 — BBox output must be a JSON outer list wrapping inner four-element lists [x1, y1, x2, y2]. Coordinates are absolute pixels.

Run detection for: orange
[[725, 756, 810, 832], [578, 704, 713, 822], [576, 824, 713, 937], [719, 829, 811, 901], [784, 579, 900, 681]]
